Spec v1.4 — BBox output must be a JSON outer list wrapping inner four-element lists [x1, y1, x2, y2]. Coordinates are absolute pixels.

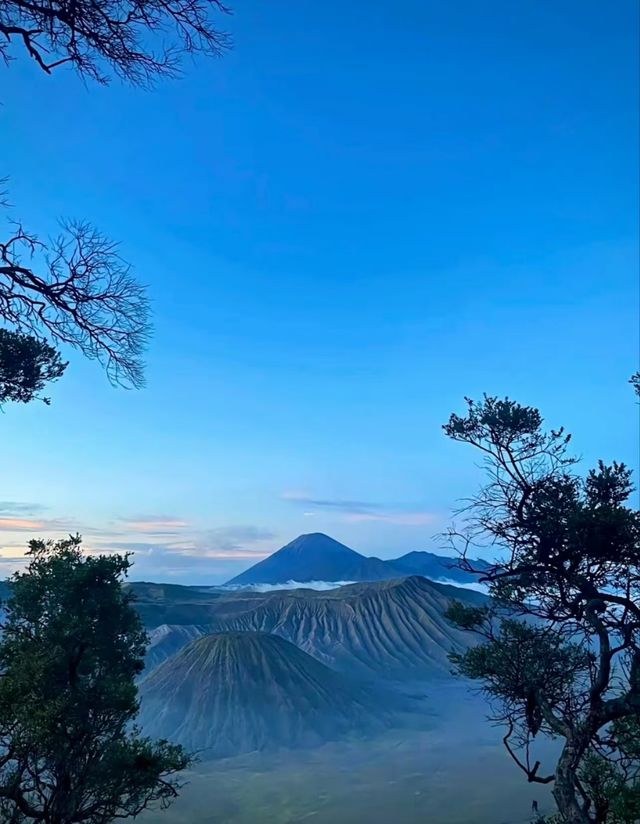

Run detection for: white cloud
[[282, 491, 436, 526], [222, 580, 354, 593]]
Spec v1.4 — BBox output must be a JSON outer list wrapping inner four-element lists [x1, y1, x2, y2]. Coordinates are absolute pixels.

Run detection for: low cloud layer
[[0, 501, 47, 516], [0, 516, 76, 533], [203, 525, 277, 553], [281, 493, 383, 512], [0, 491, 439, 584], [117, 516, 191, 536], [433, 577, 487, 594], [223, 580, 354, 593], [0, 511, 279, 583], [93, 523, 277, 561]]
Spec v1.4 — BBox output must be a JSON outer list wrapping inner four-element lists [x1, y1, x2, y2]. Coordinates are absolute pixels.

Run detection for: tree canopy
[[0, 327, 66, 404], [443, 394, 640, 824], [0, 536, 191, 823]]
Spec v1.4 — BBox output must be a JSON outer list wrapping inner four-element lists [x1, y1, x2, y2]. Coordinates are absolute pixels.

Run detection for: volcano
[[138, 631, 390, 758], [225, 532, 403, 586]]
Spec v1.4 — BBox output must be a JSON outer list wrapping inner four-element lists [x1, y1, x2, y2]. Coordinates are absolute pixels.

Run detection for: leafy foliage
[[0, 328, 66, 404], [0, 536, 192, 822], [577, 751, 640, 824], [450, 621, 591, 733], [575, 717, 640, 823], [443, 394, 640, 823]]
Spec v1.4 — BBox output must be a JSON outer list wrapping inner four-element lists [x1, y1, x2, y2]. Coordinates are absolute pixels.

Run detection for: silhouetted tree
[[443, 392, 640, 824], [0, 0, 230, 84], [575, 717, 640, 824], [0, 0, 231, 397], [0, 328, 66, 404], [0, 536, 191, 823], [0, 221, 149, 389]]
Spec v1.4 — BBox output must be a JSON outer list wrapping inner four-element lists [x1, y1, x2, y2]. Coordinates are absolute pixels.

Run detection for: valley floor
[[142, 685, 556, 824]]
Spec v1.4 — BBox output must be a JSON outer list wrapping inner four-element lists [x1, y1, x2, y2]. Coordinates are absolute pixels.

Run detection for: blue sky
[[0, 0, 638, 583]]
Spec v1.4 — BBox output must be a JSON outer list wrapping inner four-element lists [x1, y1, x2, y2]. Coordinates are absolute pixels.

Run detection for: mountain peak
[[283, 533, 359, 555], [225, 533, 395, 586], [139, 630, 386, 757], [224, 532, 486, 588]]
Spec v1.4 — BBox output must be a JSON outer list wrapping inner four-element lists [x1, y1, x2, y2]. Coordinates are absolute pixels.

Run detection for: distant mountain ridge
[[145, 623, 206, 672], [130, 534, 492, 764], [135, 575, 485, 679], [224, 532, 488, 587], [392, 550, 492, 585], [211, 576, 482, 679]]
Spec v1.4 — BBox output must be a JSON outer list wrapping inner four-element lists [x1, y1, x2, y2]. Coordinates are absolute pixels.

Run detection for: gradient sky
[[0, 0, 638, 583]]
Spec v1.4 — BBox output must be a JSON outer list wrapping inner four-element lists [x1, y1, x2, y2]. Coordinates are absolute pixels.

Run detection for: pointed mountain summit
[[138, 631, 388, 757], [225, 533, 401, 586]]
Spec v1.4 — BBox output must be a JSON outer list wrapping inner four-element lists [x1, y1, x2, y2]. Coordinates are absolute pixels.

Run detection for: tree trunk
[[553, 742, 591, 824]]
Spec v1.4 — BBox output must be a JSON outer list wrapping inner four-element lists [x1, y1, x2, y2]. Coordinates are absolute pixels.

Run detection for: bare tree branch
[[0, 0, 231, 84], [0, 219, 150, 388]]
